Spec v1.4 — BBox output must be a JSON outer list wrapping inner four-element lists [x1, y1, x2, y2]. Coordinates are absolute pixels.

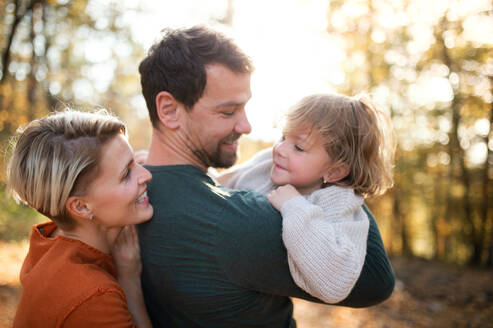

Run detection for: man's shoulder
[[146, 164, 276, 212], [221, 188, 280, 221], [145, 164, 216, 201], [214, 190, 283, 253], [145, 164, 204, 181], [144, 165, 280, 232]]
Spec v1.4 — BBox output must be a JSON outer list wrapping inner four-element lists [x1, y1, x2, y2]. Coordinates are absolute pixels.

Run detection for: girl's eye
[[295, 145, 304, 152], [123, 168, 132, 180]]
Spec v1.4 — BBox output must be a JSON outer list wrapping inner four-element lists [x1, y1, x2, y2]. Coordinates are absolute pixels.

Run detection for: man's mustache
[[221, 133, 241, 144]]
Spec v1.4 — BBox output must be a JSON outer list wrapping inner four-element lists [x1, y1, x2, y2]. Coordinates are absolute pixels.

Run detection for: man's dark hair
[[138, 26, 254, 128]]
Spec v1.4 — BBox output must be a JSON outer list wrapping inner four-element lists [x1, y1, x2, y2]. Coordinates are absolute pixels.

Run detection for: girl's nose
[[274, 140, 287, 158]]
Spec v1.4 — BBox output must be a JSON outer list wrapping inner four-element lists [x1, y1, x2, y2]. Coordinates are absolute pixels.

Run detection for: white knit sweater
[[215, 147, 369, 303]]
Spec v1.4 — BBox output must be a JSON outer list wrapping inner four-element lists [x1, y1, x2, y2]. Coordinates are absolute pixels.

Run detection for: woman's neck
[[55, 222, 122, 254]]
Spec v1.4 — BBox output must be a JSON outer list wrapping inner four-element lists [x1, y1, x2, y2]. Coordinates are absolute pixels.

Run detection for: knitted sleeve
[[216, 147, 275, 195], [280, 186, 369, 303]]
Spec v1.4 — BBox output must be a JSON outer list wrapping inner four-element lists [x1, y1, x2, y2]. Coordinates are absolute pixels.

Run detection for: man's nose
[[235, 109, 252, 135]]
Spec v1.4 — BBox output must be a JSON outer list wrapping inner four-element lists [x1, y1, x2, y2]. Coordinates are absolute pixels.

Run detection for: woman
[[8, 110, 153, 327]]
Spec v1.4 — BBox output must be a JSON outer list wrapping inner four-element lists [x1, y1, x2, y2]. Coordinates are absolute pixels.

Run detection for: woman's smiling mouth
[[136, 191, 149, 205]]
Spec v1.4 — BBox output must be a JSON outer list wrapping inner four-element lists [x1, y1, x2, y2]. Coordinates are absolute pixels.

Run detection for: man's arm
[[216, 192, 394, 307]]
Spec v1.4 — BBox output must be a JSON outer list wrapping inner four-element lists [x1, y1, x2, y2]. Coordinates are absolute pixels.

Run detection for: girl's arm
[[112, 225, 153, 328], [214, 168, 242, 187], [214, 147, 274, 192], [267, 185, 369, 303]]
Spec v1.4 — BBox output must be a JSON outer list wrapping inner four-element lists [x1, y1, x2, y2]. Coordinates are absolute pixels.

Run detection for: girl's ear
[[65, 196, 92, 221], [155, 91, 180, 129], [324, 164, 350, 183]]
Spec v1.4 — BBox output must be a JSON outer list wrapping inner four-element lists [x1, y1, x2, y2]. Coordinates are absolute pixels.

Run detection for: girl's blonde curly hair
[[284, 93, 395, 198]]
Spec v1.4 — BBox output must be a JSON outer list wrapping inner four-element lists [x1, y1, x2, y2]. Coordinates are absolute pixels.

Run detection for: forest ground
[[1, 241, 492, 328]]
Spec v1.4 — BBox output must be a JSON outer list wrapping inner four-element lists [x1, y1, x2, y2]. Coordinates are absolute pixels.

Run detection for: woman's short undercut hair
[[7, 109, 126, 229]]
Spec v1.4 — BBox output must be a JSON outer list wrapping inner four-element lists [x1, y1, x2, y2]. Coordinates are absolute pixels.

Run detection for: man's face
[[181, 64, 252, 168]]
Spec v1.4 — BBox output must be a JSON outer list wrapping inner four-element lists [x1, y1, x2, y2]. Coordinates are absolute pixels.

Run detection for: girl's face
[[84, 134, 153, 227], [270, 128, 332, 195]]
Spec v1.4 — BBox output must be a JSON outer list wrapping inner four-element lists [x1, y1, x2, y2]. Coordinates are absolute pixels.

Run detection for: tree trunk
[[430, 162, 447, 260], [484, 84, 493, 267], [436, 17, 479, 264]]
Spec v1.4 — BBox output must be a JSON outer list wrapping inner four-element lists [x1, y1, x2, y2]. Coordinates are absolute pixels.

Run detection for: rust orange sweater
[[13, 222, 137, 328]]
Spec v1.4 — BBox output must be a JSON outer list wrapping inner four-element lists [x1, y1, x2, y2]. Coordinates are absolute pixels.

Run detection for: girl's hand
[[267, 184, 301, 211], [112, 225, 141, 282]]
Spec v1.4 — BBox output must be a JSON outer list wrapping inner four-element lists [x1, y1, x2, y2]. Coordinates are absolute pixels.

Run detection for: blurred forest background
[[0, 0, 492, 327]]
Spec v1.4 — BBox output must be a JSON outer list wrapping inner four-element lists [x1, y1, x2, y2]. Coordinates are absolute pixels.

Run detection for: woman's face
[[84, 134, 153, 227]]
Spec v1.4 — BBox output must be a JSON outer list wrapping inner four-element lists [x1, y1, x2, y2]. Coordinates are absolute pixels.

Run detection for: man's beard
[[210, 132, 241, 168], [193, 132, 241, 169]]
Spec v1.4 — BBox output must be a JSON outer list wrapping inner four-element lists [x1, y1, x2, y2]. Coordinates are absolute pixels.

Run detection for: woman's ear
[[324, 164, 350, 184], [65, 196, 92, 221], [155, 91, 180, 129]]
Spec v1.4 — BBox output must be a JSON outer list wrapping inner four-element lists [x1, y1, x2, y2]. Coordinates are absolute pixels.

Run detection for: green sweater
[[138, 165, 394, 328]]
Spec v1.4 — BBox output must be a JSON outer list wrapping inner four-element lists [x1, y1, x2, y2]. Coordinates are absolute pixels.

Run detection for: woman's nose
[[137, 165, 152, 184]]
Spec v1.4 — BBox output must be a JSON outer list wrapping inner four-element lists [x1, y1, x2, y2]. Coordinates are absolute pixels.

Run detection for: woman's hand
[[112, 225, 141, 283], [267, 185, 301, 211], [112, 226, 153, 328]]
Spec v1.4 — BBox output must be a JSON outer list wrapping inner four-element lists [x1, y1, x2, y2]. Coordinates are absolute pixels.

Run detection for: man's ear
[[65, 196, 92, 221], [155, 91, 180, 129], [323, 164, 350, 184]]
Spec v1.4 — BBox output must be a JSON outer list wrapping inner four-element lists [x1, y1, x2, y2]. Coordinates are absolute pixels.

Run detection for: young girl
[[217, 93, 394, 303]]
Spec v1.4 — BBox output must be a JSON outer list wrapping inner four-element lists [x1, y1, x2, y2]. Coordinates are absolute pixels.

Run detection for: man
[[137, 26, 394, 327]]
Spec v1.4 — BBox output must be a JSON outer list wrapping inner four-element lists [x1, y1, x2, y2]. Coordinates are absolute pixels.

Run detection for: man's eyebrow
[[217, 101, 244, 108]]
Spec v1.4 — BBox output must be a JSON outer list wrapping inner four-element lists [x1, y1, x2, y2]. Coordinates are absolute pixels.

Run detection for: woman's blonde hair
[[7, 109, 126, 229], [284, 94, 395, 197]]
